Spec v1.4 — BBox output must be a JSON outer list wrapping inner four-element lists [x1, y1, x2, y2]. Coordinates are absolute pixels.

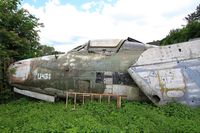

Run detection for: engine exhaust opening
[[152, 95, 160, 103]]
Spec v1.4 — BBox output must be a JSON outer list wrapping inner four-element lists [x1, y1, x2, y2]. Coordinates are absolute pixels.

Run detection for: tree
[[37, 45, 56, 56], [160, 21, 200, 45], [0, 0, 44, 102], [0, 0, 44, 60], [185, 4, 200, 23], [160, 3, 200, 45]]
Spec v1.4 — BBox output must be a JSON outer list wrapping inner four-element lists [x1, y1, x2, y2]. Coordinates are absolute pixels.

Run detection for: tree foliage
[[185, 4, 200, 23], [0, 0, 57, 60], [0, 0, 43, 60], [0, 0, 56, 103], [160, 21, 200, 45], [160, 3, 200, 45], [37, 45, 56, 56]]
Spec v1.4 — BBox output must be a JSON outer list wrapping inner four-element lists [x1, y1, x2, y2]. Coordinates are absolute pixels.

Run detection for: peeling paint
[[129, 39, 200, 106], [8, 38, 200, 107]]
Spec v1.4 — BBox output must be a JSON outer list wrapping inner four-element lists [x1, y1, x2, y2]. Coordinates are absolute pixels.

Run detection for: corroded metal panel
[[135, 40, 200, 66], [104, 85, 139, 100], [128, 39, 200, 106], [9, 59, 31, 83], [8, 38, 145, 103]]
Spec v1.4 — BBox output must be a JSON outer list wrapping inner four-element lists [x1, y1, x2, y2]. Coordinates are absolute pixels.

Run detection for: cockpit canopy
[[70, 37, 148, 54], [89, 39, 121, 48]]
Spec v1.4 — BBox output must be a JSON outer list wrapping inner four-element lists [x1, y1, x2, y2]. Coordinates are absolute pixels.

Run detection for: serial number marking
[[37, 73, 51, 80]]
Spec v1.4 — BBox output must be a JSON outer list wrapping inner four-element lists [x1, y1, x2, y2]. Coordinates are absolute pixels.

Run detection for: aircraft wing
[[128, 39, 200, 106]]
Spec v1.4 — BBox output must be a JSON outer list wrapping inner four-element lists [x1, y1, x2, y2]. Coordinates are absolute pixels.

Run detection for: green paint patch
[[0, 98, 200, 132], [9, 67, 16, 75]]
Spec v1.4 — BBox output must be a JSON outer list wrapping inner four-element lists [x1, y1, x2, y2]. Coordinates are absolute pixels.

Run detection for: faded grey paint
[[128, 39, 200, 106]]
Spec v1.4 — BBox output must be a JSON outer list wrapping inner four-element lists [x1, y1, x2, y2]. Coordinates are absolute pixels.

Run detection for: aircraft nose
[[8, 60, 31, 84]]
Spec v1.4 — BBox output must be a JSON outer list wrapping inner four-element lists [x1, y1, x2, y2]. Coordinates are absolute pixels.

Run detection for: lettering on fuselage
[[37, 73, 51, 80]]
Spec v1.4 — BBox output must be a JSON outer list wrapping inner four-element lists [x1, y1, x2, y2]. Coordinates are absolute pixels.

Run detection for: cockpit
[[69, 37, 149, 54]]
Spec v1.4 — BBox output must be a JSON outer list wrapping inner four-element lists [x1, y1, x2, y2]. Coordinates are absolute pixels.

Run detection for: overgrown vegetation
[[1, 1, 200, 132], [0, 0, 57, 103], [0, 98, 200, 132]]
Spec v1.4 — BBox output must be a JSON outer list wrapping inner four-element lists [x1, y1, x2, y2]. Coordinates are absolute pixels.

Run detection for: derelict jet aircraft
[[8, 37, 200, 107]]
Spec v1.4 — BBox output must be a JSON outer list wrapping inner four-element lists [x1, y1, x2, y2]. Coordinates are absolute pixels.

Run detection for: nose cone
[[8, 59, 31, 84]]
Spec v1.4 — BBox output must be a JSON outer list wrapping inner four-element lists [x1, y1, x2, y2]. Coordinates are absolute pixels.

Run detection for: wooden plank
[[82, 94, 85, 105], [117, 96, 122, 109], [66, 92, 127, 97], [108, 95, 110, 103], [66, 92, 68, 108], [73, 93, 76, 109], [99, 95, 102, 103], [91, 94, 93, 102], [65, 91, 127, 109]]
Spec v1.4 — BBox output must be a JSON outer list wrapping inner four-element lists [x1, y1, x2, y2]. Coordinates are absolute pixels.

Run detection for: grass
[[0, 98, 200, 132]]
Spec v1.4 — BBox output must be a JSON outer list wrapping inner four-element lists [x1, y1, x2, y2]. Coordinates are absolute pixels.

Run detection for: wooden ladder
[[66, 92, 127, 109]]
